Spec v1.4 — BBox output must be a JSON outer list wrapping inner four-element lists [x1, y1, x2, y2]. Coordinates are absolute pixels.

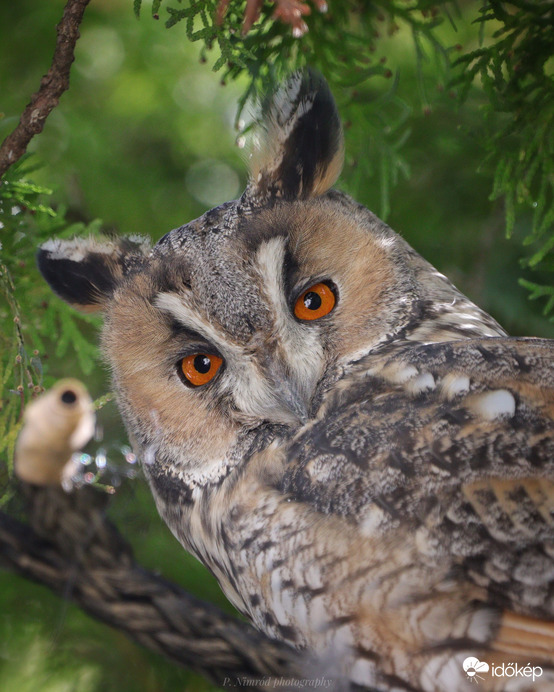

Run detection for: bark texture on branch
[[0, 483, 310, 690], [0, 0, 91, 179]]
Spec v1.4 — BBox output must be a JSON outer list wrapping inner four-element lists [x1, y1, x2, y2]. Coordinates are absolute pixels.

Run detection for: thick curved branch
[[0, 0, 91, 179], [0, 484, 311, 690], [6, 384, 342, 688]]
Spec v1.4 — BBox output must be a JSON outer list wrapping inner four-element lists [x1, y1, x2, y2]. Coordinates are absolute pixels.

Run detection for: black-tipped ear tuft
[[247, 69, 344, 204], [37, 236, 150, 312]]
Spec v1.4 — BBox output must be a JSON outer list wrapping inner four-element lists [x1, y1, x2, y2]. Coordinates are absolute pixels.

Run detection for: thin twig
[[0, 0, 91, 179]]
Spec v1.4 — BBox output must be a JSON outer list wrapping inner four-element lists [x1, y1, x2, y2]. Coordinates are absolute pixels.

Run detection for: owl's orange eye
[[180, 354, 223, 387], [294, 282, 336, 321]]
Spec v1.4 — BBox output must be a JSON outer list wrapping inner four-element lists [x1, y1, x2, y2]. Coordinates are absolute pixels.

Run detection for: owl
[[37, 71, 554, 691]]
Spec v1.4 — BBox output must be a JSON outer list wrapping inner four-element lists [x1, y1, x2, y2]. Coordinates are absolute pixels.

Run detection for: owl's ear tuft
[[247, 70, 344, 203], [37, 236, 151, 312]]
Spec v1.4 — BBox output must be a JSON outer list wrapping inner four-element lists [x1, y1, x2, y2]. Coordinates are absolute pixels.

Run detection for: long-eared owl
[[37, 71, 554, 691]]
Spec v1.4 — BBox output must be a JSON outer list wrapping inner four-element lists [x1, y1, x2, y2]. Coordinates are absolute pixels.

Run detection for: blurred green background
[[1, 1, 552, 691]]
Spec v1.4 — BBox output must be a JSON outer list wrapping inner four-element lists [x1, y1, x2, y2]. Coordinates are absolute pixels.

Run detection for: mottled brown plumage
[[37, 71, 554, 691]]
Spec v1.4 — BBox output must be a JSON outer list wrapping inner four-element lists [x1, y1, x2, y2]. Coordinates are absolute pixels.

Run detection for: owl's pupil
[[194, 355, 211, 374], [304, 291, 322, 311]]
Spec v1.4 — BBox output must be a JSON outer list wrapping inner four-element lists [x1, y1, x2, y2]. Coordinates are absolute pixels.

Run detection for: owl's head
[[37, 71, 498, 496]]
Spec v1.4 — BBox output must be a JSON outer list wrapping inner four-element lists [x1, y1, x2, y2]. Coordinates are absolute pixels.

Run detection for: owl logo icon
[[463, 657, 490, 684]]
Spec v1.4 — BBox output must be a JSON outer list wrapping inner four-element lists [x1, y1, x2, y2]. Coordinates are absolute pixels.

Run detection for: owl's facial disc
[[152, 234, 330, 427], [174, 280, 337, 392]]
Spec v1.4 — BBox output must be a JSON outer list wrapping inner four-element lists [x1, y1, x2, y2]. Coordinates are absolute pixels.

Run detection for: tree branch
[[6, 382, 345, 688], [0, 0, 91, 179], [0, 484, 312, 690]]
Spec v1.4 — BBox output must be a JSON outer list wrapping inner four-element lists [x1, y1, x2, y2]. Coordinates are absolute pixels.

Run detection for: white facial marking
[[155, 292, 242, 357], [255, 238, 290, 328], [255, 237, 324, 400]]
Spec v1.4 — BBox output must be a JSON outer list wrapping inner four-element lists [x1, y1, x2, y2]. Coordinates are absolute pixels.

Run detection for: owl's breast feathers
[[191, 337, 554, 690]]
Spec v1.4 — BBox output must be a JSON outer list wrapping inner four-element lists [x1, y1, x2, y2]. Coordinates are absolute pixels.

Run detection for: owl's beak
[[266, 364, 311, 426]]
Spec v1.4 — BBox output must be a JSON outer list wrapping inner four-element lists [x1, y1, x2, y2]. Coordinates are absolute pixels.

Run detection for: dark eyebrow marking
[[283, 245, 301, 299], [168, 319, 209, 345], [157, 310, 211, 347], [240, 214, 288, 254]]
